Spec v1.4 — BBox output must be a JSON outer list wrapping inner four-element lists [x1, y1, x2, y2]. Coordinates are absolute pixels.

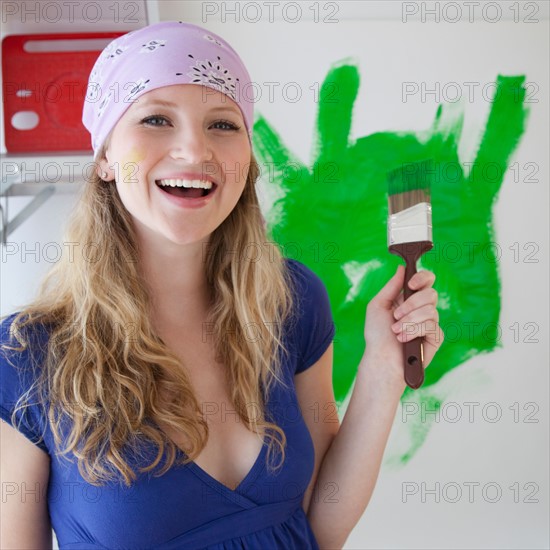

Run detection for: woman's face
[[102, 84, 251, 247]]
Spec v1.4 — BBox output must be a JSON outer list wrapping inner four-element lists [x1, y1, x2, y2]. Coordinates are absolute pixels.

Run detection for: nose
[[169, 123, 213, 163]]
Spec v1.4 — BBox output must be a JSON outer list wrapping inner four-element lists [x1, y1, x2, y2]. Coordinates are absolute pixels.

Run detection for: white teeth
[[157, 179, 213, 189]]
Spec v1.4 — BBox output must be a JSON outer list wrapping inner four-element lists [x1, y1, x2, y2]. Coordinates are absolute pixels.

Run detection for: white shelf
[[0, 152, 95, 243], [1, 152, 95, 193]]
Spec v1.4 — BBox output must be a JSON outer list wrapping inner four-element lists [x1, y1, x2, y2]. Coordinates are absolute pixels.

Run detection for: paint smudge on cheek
[[119, 148, 147, 185]]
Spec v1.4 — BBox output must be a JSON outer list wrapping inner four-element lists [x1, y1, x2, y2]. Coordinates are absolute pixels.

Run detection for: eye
[[211, 119, 241, 131], [141, 115, 171, 126]]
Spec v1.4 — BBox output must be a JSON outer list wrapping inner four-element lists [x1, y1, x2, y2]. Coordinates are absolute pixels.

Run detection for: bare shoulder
[[0, 419, 52, 549]]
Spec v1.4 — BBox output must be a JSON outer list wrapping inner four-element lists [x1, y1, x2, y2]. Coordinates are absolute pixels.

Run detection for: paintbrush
[[386, 159, 434, 389]]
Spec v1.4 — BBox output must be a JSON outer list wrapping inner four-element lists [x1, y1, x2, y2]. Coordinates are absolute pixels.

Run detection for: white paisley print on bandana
[[139, 40, 167, 53], [124, 78, 151, 102], [204, 34, 224, 48], [183, 54, 239, 101]]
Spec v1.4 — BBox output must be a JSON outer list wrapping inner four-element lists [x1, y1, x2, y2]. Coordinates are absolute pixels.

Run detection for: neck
[[136, 231, 212, 330]]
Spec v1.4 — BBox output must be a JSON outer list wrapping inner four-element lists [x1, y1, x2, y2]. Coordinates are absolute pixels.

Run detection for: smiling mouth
[[155, 179, 216, 198]]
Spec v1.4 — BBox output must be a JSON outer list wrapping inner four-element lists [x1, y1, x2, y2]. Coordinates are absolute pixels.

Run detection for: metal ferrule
[[388, 202, 433, 245]]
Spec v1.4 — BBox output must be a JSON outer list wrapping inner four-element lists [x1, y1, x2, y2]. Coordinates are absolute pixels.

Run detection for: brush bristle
[[387, 159, 434, 214]]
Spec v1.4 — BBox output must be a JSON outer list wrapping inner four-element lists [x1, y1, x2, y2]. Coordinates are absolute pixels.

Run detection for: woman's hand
[[361, 265, 444, 392]]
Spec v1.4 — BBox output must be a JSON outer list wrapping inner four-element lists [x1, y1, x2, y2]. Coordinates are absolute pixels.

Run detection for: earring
[[102, 171, 108, 180]]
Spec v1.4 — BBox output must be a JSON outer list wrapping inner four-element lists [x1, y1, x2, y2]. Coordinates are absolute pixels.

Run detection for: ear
[[95, 150, 114, 182]]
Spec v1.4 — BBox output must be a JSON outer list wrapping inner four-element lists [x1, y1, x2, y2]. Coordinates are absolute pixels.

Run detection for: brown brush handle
[[389, 241, 433, 390]]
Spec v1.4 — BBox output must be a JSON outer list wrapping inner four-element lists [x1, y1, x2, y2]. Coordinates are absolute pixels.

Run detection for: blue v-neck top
[[0, 259, 336, 549]]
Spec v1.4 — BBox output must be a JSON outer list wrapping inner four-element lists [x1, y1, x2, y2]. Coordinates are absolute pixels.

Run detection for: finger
[[396, 319, 440, 342], [408, 270, 436, 291], [392, 305, 439, 334], [394, 288, 438, 320], [392, 295, 405, 310], [371, 265, 405, 309], [421, 325, 446, 351], [394, 318, 442, 342]]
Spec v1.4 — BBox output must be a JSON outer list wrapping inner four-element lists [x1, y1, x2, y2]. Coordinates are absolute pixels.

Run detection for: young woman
[[0, 21, 443, 549]]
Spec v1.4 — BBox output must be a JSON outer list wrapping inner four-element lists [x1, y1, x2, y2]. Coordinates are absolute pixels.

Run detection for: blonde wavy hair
[[1, 147, 296, 486]]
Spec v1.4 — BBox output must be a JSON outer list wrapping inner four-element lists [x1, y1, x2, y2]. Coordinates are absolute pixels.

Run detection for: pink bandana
[[82, 21, 254, 159]]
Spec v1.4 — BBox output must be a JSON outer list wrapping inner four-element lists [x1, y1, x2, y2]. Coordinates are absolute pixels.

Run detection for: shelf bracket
[[1, 175, 56, 244]]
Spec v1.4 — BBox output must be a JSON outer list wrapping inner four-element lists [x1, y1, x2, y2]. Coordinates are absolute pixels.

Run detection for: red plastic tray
[[2, 32, 125, 153]]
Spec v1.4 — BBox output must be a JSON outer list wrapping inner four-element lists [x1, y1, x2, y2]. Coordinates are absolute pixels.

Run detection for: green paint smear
[[253, 61, 530, 463]]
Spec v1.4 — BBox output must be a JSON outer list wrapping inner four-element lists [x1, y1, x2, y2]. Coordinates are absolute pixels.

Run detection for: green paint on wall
[[253, 62, 530, 462]]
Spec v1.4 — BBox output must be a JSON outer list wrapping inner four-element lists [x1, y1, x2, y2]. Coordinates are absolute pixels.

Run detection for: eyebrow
[[136, 98, 241, 115]]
